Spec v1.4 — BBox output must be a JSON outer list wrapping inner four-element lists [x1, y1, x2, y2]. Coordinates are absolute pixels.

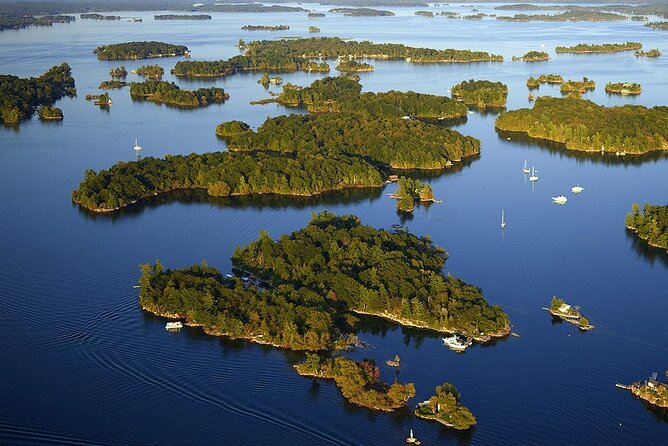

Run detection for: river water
[[1, 3, 667, 445]]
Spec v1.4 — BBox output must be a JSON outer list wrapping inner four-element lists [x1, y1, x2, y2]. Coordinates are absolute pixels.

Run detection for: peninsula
[[415, 383, 476, 430], [555, 42, 641, 54], [94, 41, 189, 60], [129, 80, 228, 107], [451, 79, 508, 109], [0, 63, 76, 124], [625, 203, 668, 251], [495, 97, 668, 155]]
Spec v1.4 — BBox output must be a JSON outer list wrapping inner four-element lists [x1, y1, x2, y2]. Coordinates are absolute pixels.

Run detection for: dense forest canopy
[[495, 97, 668, 154], [451, 79, 508, 109], [274, 76, 467, 119], [135, 64, 164, 78], [555, 42, 642, 53], [0, 63, 75, 123], [626, 203, 668, 250], [329, 8, 395, 16], [335, 59, 374, 72], [497, 10, 630, 22], [0, 14, 74, 31], [129, 80, 228, 107], [94, 41, 189, 60]]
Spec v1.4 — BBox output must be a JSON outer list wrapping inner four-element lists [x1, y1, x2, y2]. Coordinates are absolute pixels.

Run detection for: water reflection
[[625, 229, 668, 267]]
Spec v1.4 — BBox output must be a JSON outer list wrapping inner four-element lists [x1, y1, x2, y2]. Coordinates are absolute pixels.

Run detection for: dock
[[615, 383, 630, 390]]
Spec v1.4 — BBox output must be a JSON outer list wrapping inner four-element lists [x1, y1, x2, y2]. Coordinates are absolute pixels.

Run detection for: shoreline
[[625, 225, 668, 251]]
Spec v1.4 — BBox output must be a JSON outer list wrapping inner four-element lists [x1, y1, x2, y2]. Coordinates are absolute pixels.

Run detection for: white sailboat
[[552, 195, 568, 205], [133, 138, 142, 152], [529, 166, 539, 182], [501, 209, 506, 229], [522, 160, 530, 174], [571, 185, 585, 194]]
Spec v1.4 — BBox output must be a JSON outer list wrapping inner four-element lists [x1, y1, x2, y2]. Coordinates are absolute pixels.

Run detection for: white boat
[[165, 321, 183, 330], [500, 209, 506, 229], [571, 185, 585, 194], [133, 139, 142, 152], [406, 429, 420, 445], [442, 334, 472, 352], [522, 160, 530, 174], [529, 166, 539, 182], [552, 195, 568, 204]]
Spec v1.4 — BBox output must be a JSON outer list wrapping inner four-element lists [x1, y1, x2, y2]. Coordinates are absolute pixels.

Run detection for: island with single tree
[[495, 97, 668, 155], [415, 383, 476, 430], [0, 63, 76, 124], [99, 80, 127, 89], [555, 42, 641, 54], [273, 76, 468, 120], [241, 25, 290, 31], [625, 203, 668, 251], [109, 66, 127, 77], [0, 15, 75, 31], [635, 49, 661, 58], [545, 296, 593, 331], [37, 106, 63, 121], [80, 13, 120, 20], [335, 59, 374, 72], [645, 21, 668, 30], [296, 355, 415, 411], [154, 14, 212, 20], [451, 79, 508, 109], [94, 41, 189, 60], [512, 51, 549, 62], [329, 8, 395, 16], [129, 80, 228, 107], [605, 82, 641, 96], [135, 64, 164, 79]]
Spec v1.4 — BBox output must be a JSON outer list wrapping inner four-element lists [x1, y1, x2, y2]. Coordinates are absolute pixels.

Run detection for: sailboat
[[522, 160, 530, 174], [501, 209, 506, 229], [529, 166, 539, 182], [133, 139, 142, 152], [406, 429, 421, 445]]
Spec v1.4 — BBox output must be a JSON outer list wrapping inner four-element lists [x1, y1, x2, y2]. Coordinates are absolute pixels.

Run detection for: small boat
[[552, 195, 567, 204], [442, 334, 472, 352], [522, 160, 530, 174], [529, 166, 539, 182], [500, 209, 506, 229], [406, 429, 421, 445], [165, 321, 183, 330], [133, 139, 142, 152], [571, 185, 585, 194]]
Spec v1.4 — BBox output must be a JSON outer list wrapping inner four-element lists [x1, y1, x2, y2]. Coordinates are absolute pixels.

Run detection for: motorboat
[[165, 321, 183, 330], [552, 195, 568, 205], [442, 334, 472, 352], [571, 185, 585, 194]]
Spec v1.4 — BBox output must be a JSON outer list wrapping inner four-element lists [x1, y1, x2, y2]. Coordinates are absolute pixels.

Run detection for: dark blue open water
[[0, 3, 667, 445]]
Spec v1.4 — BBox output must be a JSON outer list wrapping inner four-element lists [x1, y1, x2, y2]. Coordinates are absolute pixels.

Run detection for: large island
[[625, 203, 668, 251], [94, 41, 189, 60]]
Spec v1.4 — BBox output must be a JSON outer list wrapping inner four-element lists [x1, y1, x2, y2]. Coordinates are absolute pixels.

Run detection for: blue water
[[1, 4, 667, 445]]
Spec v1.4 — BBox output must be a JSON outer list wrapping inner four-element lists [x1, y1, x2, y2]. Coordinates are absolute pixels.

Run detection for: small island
[[129, 80, 228, 107], [109, 66, 128, 78], [329, 8, 395, 17], [308, 12, 326, 18], [625, 203, 668, 251], [463, 13, 487, 20], [295, 354, 415, 411], [0, 15, 75, 32], [555, 41, 642, 54], [415, 11, 434, 17], [392, 177, 437, 213], [560, 77, 595, 95], [605, 82, 641, 96], [135, 64, 164, 79], [99, 80, 127, 89], [154, 14, 212, 20], [257, 73, 282, 87], [241, 25, 290, 31], [87, 92, 112, 106], [495, 97, 668, 155], [513, 51, 549, 62], [415, 383, 476, 430], [451, 79, 508, 109], [0, 63, 76, 124], [80, 13, 121, 21], [308, 26, 320, 33], [644, 21, 668, 30], [545, 297, 593, 331], [37, 106, 63, 121], [617, 374, 668, 408], [335, 59, 374, 72], [94, 41, 189, 60], [635, 49, 661, 58]]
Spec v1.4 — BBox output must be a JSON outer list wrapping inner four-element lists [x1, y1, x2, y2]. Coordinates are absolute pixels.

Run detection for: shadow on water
[[496, 129, 668, 166], [625, 229, 668, 268]]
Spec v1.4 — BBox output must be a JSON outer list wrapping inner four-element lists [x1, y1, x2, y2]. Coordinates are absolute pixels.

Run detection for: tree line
[[94, 41, 189, 60], [451, 79, 508, 109], [625, 203, 668, 250]]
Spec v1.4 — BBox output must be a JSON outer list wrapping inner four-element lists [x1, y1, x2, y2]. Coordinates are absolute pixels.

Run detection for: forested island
[[625, 203, 668, 251], [296, 355, 415, 411], [257, 73, 282, 87], [555, 42, 641, 54], [645, 21, 668, 30], [527, 74, 563, 89], [109, 66, 127, 77], [463, 13, 487, 20], [512, 51, 549, 62], [415, 11, 434, 17], [415, 383, 476, 430], [154, 14, 211, 20], [335, 59, 374, 72], [451, 80, 508, 109], [135, 64, 164, 79], [94, 41, 189, 60], [241, 25, 290, 31], [80, 13, 120, 20], [498, 11, 628, 22], [172, 37, 502, 78], [329, 8, 395, 16], [635, 49, 661, 57], [623, 378, 668, 408], [560, 77, 595, 95], [73, 113, 480, 212], [99, 80, 127, 89], [495, 97, 668, 155], [309, 26, 320, 33], [0, 63, 76, 124], [308, 12, 326, 18], [0, 14, 74, 31], [273, 76, 467, 120], [37, 106, 63, 121], [196, 4, 306, 13], [393, 177, 435, 213], [129, 80, 228, 107], [605, 82, 641, 96]]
